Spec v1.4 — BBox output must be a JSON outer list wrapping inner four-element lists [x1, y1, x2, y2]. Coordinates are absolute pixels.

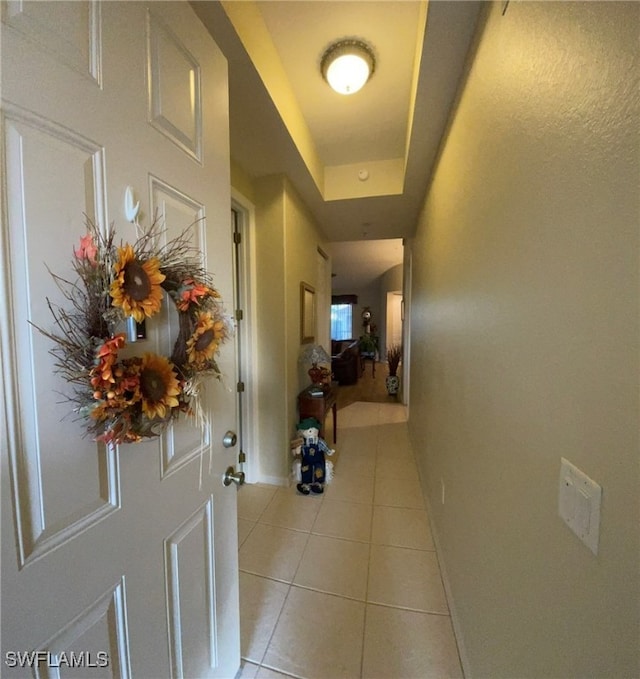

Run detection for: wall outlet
[[558, 458, 602, 555]]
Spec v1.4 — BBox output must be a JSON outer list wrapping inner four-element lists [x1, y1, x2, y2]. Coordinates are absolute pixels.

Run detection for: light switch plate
[[558, 458, 602, 555]]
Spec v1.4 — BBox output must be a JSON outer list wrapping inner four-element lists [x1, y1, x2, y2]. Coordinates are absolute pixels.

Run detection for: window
[[331, 304, 352, 340]]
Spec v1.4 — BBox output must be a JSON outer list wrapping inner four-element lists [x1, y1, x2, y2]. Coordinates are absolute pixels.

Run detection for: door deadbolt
[[222, 430, 237, 448], [223, 466, 245, 487]]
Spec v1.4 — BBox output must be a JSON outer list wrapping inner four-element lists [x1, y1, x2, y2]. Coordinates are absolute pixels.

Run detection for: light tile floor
[[237, 401, 463, 679]]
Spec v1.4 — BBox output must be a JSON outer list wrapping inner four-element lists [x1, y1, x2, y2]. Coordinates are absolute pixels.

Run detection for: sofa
[[331, 339, 361, 385]]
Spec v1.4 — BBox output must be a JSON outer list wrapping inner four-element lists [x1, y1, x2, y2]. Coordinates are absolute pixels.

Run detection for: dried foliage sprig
[[386, 344, 402, 376]]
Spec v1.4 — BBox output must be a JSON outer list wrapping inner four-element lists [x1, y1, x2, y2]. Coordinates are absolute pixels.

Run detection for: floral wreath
[[38, 217, 232, 445]]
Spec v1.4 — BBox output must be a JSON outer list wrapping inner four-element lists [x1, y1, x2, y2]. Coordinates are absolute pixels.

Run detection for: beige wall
[[378, 263, 403, 354], [231, 158, 256, 204], [253, 175, 288, 481], [283, 178, 331, 432], [408, 2, 639, 677], [239, 173, 328, 483]]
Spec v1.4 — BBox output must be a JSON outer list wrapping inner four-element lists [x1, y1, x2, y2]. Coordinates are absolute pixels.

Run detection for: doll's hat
[[297, 417, 321, 431]]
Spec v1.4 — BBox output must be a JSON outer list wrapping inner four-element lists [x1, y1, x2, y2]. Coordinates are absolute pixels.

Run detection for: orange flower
[[110, 244, 165, 322], [97, 334, 125, 357], [138, 353, 180, 420], [96, 422, 142, 445], [74, 234, 97, 264], [186, 312, 226, 367], [176, 278, 218, 311], [91, 334, 126, 391]]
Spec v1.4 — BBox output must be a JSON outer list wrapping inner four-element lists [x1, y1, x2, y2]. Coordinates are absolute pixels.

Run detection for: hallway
[[236, 400, 462, 679]]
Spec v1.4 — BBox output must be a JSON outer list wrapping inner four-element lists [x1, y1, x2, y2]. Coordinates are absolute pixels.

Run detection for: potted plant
[[358, 334, 377, 357], [385, 344, 402, 395]]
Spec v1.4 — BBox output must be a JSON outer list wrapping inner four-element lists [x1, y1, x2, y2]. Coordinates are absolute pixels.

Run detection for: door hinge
[[238, 450, 246, 463], [235, 309, 243, 321], [233, 231, 242, 244], [237, 381, 245, 393]]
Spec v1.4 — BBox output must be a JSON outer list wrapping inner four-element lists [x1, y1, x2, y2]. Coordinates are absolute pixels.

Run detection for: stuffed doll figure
[[291, 417, 334, 495]]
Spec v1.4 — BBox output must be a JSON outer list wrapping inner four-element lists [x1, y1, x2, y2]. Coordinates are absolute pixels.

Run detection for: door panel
[[2, 0, 102, 84], [3, 106, 116, 568], [151, 177, 211, 479], [1, 2, 239, 677], [165, 499, 216, 679], [147, 9, 202, 162], [35, 578, 130, 679]]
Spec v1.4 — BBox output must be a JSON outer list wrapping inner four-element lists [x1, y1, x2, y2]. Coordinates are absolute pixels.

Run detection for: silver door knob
[[223, 466, 245, 487], [222, 430, 237, 448]]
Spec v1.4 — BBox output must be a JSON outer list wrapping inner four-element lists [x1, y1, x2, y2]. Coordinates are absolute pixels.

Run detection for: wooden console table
[[361, 352, 376, 377], [297, 386, 337, 443]]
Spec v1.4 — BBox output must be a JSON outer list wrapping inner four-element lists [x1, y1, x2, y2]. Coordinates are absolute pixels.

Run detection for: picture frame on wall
[[300, 282, 315, 343]]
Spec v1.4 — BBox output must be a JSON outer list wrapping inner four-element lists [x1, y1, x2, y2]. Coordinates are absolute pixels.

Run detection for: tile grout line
[[238, 488, 301, 672], [237, 518, 257, 550], [359, 404, 383, 679], [364, 599, 452, 617], [255, 492, 319, 676], [411, 422, 466, 678], [239, 404, 461, 679]]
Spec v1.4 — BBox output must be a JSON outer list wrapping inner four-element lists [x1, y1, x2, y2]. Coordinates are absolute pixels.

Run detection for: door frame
[[231, 188, 259, 483]]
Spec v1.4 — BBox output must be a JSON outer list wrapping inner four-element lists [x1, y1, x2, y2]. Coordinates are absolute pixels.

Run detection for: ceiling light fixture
[[321, 39, 375, 95]]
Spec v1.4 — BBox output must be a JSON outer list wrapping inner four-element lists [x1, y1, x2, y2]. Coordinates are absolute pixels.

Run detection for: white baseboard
[[247, 473, 289, 487], [412, 443, 472, 679], [423, 491, 472, 679]]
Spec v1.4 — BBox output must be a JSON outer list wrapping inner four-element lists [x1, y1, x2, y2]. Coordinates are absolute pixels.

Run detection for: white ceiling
[[326, 238, 404, 292], [258, 1, 422, 167], [192, 0, 482, 289]]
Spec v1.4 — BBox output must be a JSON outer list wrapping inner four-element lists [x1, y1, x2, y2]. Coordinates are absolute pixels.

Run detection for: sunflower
[[110, 244, 165, 322], [138, 353, 181, 420], [186, 312, 226, 367]]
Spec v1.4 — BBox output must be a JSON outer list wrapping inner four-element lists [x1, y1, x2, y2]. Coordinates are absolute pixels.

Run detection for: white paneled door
[[1, 2, 240, 678]]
